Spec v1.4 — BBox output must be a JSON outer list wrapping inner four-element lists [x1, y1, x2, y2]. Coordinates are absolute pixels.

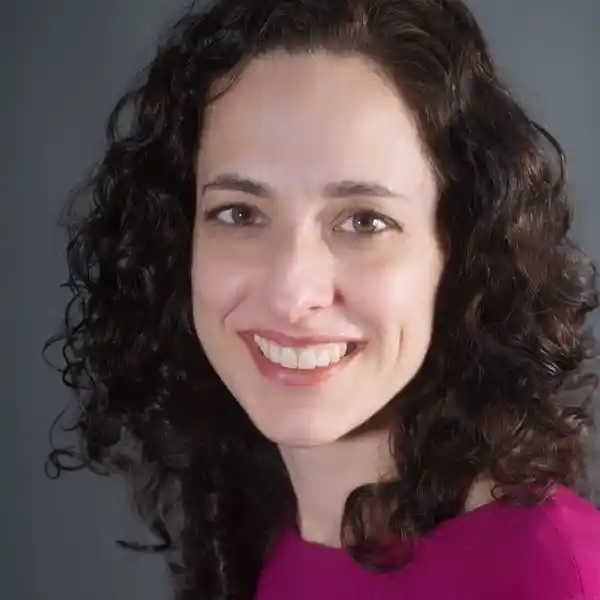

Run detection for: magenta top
[[255, 485, 600, 599]]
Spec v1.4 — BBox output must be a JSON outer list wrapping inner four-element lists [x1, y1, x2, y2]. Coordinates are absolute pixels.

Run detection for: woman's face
[[192, 51, 443, 447]]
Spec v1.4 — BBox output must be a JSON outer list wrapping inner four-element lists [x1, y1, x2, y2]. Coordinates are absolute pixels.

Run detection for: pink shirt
[[255, 485, 600, 599]]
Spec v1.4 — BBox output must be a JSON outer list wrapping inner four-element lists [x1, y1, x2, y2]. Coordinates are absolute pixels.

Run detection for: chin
[[268, 432, 341, 449], [251, 411, 360, 448]]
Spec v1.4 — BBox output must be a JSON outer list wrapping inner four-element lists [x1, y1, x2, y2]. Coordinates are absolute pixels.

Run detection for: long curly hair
[[44, 0, 599, 598]]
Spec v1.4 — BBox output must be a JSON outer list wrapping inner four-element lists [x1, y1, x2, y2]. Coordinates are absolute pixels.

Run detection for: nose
[[261, 229, 337, 325]]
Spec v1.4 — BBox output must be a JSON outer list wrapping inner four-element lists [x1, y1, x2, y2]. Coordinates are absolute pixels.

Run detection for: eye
[[203, 203, 266, 227], [336, 210, 398, 235]]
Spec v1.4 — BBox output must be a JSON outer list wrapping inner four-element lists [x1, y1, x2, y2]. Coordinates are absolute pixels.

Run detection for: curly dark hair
[[44, 0, 599, 598]]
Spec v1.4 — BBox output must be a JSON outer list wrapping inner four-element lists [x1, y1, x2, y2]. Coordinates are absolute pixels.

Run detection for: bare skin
[[192, 51, 495, 547]]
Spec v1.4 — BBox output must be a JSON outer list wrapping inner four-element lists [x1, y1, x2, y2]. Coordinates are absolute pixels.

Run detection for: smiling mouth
[[252, 333, 359, 371]]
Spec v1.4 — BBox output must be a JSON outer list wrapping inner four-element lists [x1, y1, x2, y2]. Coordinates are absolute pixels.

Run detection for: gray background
[[1, 1, 598, 598]]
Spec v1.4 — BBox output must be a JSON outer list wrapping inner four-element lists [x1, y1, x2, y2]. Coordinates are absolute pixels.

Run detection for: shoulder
[[458, 485, 600, 600]]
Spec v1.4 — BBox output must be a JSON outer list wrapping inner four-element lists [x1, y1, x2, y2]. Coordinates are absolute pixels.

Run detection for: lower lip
[[241, 337, 361, 387]]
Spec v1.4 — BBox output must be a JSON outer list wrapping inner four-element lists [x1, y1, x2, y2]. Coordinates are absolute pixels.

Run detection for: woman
[[46, 0, 600, 598]]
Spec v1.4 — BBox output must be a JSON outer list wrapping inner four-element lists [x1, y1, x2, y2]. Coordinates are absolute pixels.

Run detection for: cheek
[[347, 252, 442, 326], [191, 240, 242, 318]]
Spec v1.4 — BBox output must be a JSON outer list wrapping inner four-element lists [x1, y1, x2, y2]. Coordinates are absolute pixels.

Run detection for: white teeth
[[253, 335, 349, 370], [315, 348, 331, 367], [279, 347, 298, 369], [297, 348, 317, 369]]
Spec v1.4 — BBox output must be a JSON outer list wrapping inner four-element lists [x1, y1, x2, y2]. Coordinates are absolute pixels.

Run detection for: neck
[[278, 423, 395, 548]]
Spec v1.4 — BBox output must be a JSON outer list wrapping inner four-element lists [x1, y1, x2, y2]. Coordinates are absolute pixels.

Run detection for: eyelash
[[203, 204, 267, 228], [202, 203, 402, 236]]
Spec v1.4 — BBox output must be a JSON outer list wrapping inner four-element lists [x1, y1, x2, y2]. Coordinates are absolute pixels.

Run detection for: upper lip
[[242, 329, 363, 348]]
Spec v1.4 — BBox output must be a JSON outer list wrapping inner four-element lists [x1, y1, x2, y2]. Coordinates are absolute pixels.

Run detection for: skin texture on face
[[191, 51, 444, 450]]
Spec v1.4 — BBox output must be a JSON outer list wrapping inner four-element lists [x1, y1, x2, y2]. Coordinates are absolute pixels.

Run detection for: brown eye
[[205, 203, 265, 227], [337, 211, 394, 235], [226, 205, 254, 226]]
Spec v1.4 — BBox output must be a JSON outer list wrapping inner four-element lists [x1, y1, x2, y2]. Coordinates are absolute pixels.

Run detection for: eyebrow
[[201, 173, 405, 200]]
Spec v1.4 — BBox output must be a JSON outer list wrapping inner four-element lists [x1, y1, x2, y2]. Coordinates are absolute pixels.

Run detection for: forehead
[[196, 51, 434, 196]]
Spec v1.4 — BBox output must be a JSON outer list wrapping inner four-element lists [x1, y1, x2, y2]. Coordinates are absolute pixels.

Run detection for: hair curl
[[44, 0, 599, 598]]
